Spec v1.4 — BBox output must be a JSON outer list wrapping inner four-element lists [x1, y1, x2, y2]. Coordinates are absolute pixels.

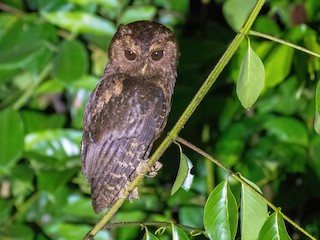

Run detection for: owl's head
[[107, 21, 179, 78]]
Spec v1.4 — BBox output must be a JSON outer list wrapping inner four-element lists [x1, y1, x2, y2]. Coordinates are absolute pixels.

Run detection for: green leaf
[[24, 129, 82, 162], [222, 0, 257, 31], [171, 149, 194, 195], [42, 11, 116, 36], [0, 109, 24, 173], [241, 176, 268, 240], [119, 5, 157, 24], [258, 211, 292, 240], [264, 45, 294, 88], [204, 180, 238, 240], [263, 117, 308, 146], [314, 111, 320, 134], [38, 169, 77, 195], [54, 40, 88, 83], [316, 80, 320, 112], [171, 223, 189, 240], [0, 224, 34, 240], [44, 223, 110, 240], [143, 228, 159, 240], [236, 42, 265, 109]]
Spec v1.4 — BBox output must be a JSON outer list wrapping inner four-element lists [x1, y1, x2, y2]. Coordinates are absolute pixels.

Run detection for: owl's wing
[[81, 74, 168, 212]]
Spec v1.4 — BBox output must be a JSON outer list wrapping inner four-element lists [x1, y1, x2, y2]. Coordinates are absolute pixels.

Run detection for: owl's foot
[[119, 183, 140, 203], [137, 160, 162, 178]]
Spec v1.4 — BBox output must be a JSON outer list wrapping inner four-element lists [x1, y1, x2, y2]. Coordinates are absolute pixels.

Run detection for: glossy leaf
[[171, 223, 189, 240], [54, 40, 88, 83], [143, 227, 159, 240], [204, 180, 238, 240], [236, 42, 265, 109], [119, 6, 157, 24], [263, 117, 308, 146], [0, 109, 24, 172], [223, 0, 257, 31], [241, 176, 268, 240], [24, 129, 82, 162], [258, 212, 292, 240], [171, 150, 194, 195], [264, 45, 294, 88], [43, 11, 116, 36]]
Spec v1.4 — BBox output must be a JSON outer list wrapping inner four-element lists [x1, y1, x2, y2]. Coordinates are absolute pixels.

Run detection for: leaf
[[171, 223, 190, 240], [204, 180, 238, 240], [171, 148, 194, 195], [241, 176, 268, 240], [54, 40, 88, 83], [258, 211, 292, 240], [119, 5, 157, 24], [263, 117, 308, 146], [24, 129, 82, 163], [143, 227, 159, 240], [222, 0, 257, 31], [44, 223, 110, 240], [0, 224, 34, 240], [314, 111, 320, 134], [0, 109, 24, 173], [236, 41, 265, 109], [42, 11, 116, 36], [264, 45, 294, 88], [316, 80, 320, 112]]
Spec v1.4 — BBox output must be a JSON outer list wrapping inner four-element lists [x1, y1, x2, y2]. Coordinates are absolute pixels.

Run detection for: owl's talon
[[137, 160, 162, 178]]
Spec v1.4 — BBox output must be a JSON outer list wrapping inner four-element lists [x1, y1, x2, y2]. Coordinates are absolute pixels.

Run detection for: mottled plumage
[[81, 21, 179, 213]]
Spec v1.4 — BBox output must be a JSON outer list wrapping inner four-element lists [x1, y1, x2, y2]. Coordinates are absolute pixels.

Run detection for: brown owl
[[81, 21, 179, 213]]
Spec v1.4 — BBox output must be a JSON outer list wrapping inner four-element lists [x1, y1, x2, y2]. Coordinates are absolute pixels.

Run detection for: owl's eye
[[151, 50, 164, 61], [124, 50, 136, 60]]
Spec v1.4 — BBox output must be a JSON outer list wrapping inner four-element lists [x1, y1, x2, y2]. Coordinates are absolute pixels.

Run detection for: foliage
[[0, 0, 320, 239]]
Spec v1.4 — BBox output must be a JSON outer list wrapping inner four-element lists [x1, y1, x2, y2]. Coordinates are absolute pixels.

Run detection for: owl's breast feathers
[[81, 74, 171, 213]]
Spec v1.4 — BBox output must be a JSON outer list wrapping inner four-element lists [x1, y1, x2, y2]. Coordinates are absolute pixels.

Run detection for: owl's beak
[[141, 63, 148, 75]]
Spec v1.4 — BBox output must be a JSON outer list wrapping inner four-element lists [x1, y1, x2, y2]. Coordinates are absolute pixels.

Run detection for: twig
[[175, 136, 317, 240], [249, 30, 320, 58]]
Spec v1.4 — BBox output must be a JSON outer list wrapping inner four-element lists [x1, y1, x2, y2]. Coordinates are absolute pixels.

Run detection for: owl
[[81, 21, 179, 213]]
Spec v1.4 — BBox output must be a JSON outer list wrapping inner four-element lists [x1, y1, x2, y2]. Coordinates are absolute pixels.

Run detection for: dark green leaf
[[258, 211, 292, 240], [236, 42, 265, 109], [0, 109, 24, 173], [0, 224, 34, 240], [204, 180, 238, 240], [171, 151, 194, 195], [223, 0, 257, 31], [172, 223, 189, 240], [54, 40, 89, 83], [241, 176, 268, 240], [263, 117, 308, 146], [43, 11, 116, 36], [264, 45, 294, 88]]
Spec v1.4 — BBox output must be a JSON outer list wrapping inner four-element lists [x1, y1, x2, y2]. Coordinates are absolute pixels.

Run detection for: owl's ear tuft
[[117, 24, 131, 36]]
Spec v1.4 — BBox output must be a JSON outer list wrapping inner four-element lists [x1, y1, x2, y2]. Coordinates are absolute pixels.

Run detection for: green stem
[[84, 0, 265, 238], [175, 137, 316, 240], [249, 30, 320, 58], [12, 63, 53, 110]]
